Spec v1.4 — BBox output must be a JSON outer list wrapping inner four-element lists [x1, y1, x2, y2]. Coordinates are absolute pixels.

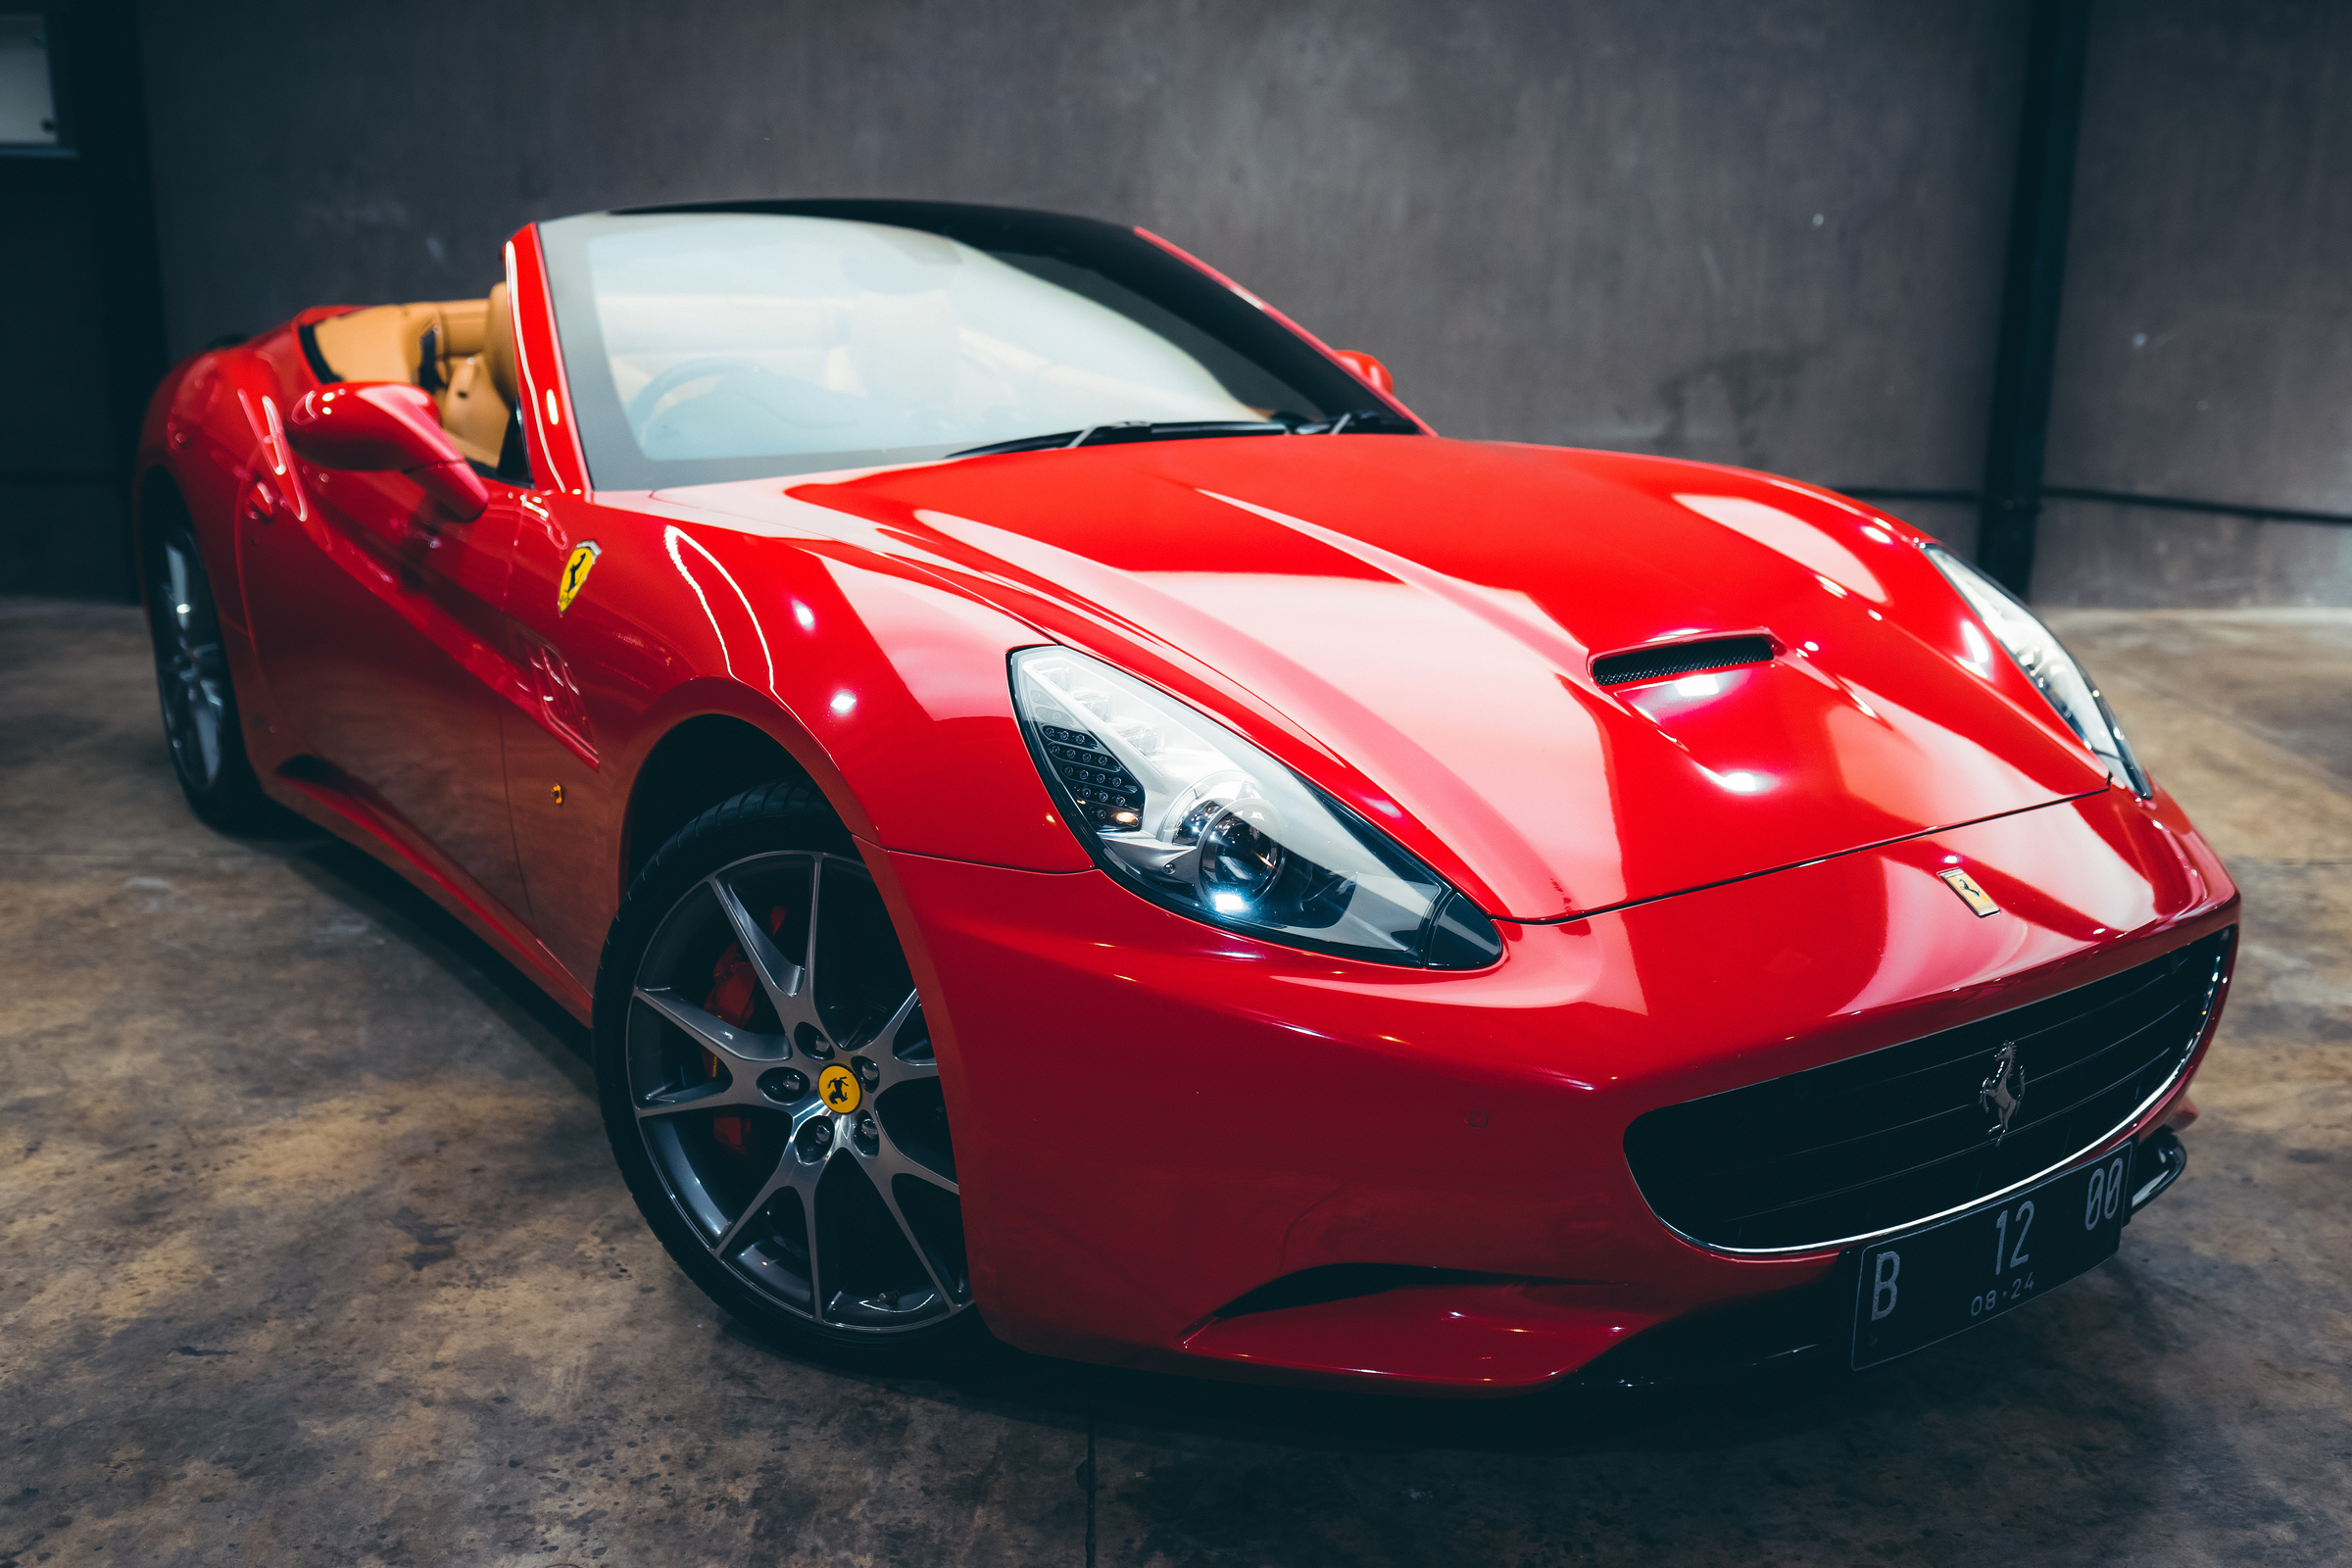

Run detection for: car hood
[[671, 435, 2109, 921]]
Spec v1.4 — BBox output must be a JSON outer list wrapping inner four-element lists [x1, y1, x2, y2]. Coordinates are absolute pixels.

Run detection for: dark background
[[7, 0, 2349, 604]]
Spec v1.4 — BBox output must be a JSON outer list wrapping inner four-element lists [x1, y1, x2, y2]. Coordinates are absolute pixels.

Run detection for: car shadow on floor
[[267, 824, 597, 1094]]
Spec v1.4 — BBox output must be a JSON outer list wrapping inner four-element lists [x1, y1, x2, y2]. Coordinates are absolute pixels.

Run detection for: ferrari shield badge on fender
[[816, 1063, 861, 1114], [1938, 868, 2001, 917], [557, 541, 602, 613]]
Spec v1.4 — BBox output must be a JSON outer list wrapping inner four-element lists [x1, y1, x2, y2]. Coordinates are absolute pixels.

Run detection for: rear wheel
[[595, 783, 978, 1362], [144, 506, 270, 829]]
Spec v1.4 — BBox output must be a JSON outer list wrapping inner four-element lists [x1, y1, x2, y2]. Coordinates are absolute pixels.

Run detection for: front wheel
[[595, 783, 979, 1363]]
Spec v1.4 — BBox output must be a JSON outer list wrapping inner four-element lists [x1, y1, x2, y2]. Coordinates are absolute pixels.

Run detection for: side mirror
[[1329, 350, 1395, 396], [286, 382, 489, 521]]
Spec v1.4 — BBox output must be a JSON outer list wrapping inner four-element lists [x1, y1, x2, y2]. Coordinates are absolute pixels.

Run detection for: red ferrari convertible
[[136, 200, 2236, 1393]]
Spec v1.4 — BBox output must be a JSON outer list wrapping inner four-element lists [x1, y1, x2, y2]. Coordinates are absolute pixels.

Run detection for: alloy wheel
[[151, 534, 229, 790], [623, 850, 967, 1333]]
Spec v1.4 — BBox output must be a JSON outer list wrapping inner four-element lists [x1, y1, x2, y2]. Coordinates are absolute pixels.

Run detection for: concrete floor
[[1, 598, 2346, 1568]]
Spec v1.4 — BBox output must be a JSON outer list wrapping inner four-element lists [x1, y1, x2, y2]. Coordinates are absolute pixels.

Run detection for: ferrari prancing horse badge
[[557, 540, 602, 613], [1937, 867, 2001, 917], [816, 1063, 861, 1114]]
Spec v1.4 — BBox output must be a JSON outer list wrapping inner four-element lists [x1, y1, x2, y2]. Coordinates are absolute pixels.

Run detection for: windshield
[[539, 202, 1401, 489]]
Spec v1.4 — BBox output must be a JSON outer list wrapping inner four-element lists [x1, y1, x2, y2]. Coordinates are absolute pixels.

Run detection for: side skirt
[[268, 760, 595, 1021]]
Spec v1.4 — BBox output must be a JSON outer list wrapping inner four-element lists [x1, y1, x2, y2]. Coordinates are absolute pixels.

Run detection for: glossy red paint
[[1179, 1283, 1645, 1393], [1325, 349, 1396, 396], [755, 437, 2119, 920], [285, 382, 489, 520], [504, 225, 591, 496], [870, 785, 2230, 1389], [132, 216, 2239, 1394]]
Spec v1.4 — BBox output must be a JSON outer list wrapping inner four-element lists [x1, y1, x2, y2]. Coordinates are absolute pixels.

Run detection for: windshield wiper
[[949, 409, 1416, 460], [950, 419, 1293, 459], [1292, 407, 1420, 435]]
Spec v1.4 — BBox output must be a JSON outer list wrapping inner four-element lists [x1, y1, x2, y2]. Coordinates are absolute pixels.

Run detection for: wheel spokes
[[852, 987, 958, 1299], [710, 872, 815, 1032], [848, 1088, 962, 1308], [629, 848, 963, 1333], [190, 687, 222, 780], [860, 990, 937, 1091], [155, 542, 218, 779], [633, 987, 788, 1070], [854, 1100, 959, 1200], [798, 854, 827, 1033], [713, 1098, 834, 1260], [867, 1158, 957, 1306], [633, 1071, 781, 1121], [710, 1100, 832, 1241], [164, 544, 192, 628]]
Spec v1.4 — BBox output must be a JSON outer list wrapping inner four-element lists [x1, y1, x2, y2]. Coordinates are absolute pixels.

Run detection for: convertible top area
[[305, 283, 518, 468]]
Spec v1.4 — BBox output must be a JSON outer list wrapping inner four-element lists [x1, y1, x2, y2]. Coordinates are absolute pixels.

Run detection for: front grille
[[1624, 928, 2233, 1253]]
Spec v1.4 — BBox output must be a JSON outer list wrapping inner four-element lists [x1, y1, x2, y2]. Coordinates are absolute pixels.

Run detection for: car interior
[[304, 283, 523, 474]]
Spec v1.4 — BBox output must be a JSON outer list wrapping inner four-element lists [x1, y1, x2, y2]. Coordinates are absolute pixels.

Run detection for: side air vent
[[1592, 634, 1776, 688]]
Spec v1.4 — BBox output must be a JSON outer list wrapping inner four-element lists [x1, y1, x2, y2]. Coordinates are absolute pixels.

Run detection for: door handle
[[242, 477, 279, 522]]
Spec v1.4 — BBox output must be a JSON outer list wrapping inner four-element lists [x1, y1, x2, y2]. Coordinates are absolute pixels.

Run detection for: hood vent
[[1592, 634, 1775, 688]]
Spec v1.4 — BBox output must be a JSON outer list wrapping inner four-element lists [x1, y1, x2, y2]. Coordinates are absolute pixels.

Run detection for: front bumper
[[870, 784, 2237, 1394]]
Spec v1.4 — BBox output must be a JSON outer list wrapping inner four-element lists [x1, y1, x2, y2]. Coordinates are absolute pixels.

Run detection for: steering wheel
[[621, 353, 974, 451], [624, 357, 800, 430]]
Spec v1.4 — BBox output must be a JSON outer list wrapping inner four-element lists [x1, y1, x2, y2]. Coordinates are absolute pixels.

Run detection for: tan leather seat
[[484, 283, 517, 405], [308, 287, 516, 468]]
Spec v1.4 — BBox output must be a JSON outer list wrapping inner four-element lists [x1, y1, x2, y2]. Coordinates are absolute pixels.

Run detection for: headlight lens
[[1923, 544, 2150, 797], [1010, 646, 1504, 968]]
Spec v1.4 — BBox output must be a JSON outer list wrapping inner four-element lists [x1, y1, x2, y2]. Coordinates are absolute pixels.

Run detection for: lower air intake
[[1623, 928, 2233, 1253]]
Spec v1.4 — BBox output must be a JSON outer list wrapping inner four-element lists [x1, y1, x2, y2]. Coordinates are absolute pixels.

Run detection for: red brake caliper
[[701, 903, 789, 1155]]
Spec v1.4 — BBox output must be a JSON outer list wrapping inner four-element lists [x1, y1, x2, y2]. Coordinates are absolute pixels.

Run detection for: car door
[[498, 492, 657, 986], [489, 223, 666, 987], [238, 429, 533, 921]]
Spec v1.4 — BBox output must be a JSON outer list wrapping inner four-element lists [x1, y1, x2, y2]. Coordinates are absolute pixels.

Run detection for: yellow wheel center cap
[[816, 1063, 861, 1114]]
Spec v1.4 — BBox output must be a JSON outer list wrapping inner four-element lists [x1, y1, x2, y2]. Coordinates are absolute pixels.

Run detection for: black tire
[[143, 499, 272, 831], [594, 782, 984, 1368]]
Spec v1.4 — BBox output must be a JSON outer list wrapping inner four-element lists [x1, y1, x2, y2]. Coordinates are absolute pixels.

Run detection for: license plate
[[1850, 1141, 2136, 1369]]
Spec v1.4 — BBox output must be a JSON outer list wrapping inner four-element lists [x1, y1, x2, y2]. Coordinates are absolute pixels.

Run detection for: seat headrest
[[434, 299, 490, 358], [485, 283, 517, 405]]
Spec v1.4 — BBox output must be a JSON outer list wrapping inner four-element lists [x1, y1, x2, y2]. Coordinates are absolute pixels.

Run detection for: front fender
[[607, 495, 1092, 877]]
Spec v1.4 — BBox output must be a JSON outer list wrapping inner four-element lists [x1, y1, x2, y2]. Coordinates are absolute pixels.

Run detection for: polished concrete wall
[[130, 0, 2352, 603], [135, 0, 2023, 568], [2034, 0, 2352, 606]]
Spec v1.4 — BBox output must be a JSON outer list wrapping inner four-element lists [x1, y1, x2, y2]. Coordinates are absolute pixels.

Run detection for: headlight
[[1009, 646, 1504, 968], [1923, 544, 2150, 797]]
